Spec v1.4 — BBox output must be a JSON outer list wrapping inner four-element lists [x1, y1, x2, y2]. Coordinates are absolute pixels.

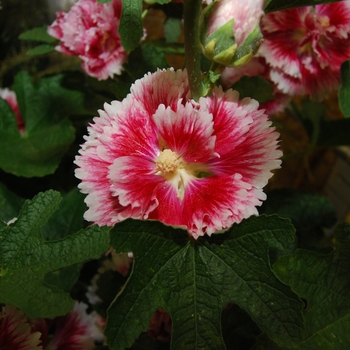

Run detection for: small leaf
[[98, 0, 112, 3], [164, 18, 182, 44], [265, 0, 342, 13], [26, 44, 55, 56], [273, 223, 350, 349], [233, 76, 275, 104], [106, 216, 304, 350], [119, 0, 143, 52], [125, 44, 169, 80], [339, 60, 350, 118], [0, 190, 110, 319], [19, 26, 57, 44]]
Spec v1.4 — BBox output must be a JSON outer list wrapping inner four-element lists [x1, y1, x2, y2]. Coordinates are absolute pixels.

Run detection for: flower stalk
[[183, 0, 203, 101]]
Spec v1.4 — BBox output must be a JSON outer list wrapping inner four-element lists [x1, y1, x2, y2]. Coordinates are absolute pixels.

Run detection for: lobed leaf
[[0, 190, 110, 319], [106, 216, 304, 350], [0, 71, 86, 177], [273, 223, 350, 349]]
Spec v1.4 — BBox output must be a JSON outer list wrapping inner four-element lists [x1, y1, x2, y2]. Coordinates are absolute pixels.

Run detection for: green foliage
[[0, 190, 110, 319], [97, 0, 112, 3], [265, 0, 342, 13], [119, 0, 144, 52], [273, 223, 350, 349], [260, 189, 336, 249], [42, 188, 86, 241], [339, 60, 350, 118], [292, 100, 350, 147], [0, 183, 25, 224], [232, 76, 275, 104], [106, 216, 304, 350], [125, 44, 169, 80], [19, 26, 57, 44], [0, 71, 86, 177], [26, 44, 55, 56], [164, 18, 182, 44]]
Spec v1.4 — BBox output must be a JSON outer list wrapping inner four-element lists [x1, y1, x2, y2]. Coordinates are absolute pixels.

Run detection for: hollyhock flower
[[47, 0, 128, 80], [0, 88, 25, 132], [200, 0, 264, 66], [33, 302, 105, 350], [259, 2, 350, 100], [0, 305, 42, 350], [75, 68, 282, 238], [220, 57, 291, 115]]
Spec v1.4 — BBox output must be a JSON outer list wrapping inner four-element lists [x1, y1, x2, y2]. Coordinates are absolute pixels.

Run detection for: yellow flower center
[[155, 149, 180, 174]]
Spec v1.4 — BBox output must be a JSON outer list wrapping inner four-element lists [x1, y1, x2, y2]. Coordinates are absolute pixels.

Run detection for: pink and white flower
[[259, 1, 350, 100], [0, 305, 42, 350], [47, 0, 127, 80], [32, 302, 105, 350], [75, 68, 282, 239], [0, 88, 25, 133]]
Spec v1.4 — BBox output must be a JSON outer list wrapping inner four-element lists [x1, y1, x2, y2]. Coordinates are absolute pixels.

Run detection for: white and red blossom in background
[[32, 302, 105, 350], [47, 0, 128, 80], [0, 88, 25, 133], [0, 305, 42, 350], [259, 1, 350, 100], [75, 68, 282, 239], [220, 57, 291, 115]]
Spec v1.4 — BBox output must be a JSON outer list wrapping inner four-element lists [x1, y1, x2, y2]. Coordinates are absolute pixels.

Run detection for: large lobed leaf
[[0, 190, 110, 319], [0, 71, 86, 177], [274, 223, 350, 349], [106, 216, 304, 350]]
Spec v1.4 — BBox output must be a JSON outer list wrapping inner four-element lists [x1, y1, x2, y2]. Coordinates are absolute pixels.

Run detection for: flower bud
[[199, 0, 264, 67]]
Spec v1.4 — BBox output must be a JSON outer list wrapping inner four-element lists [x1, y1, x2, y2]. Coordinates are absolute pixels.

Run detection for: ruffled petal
[[207, 87, 282, 188], [152, 101, 216, 163]]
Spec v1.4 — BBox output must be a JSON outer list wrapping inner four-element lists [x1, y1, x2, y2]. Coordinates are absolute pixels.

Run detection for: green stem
[[183, 0, 203, 101]]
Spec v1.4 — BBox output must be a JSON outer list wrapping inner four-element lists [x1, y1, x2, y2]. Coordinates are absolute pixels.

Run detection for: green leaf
[[98, 0, 112, 3], [42, 188, 86, 241], [26, 44, 55, 56], [106, 216, 304, 350], [339, 60, 350, 118], [291, 100, 350, 147], [260, 189, 336, 249], [233, 76, 275, 104], [164, 18, 182, 44], [19, 26, 57, 44], [125, 44, 169, 80], [0, 182, 25, 224], [0, 190, 110, 319], [0, 71, 86, 177], [273, 223, 350, 349], [265, 0, 342, 13], [119, 0, 143, 52]]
